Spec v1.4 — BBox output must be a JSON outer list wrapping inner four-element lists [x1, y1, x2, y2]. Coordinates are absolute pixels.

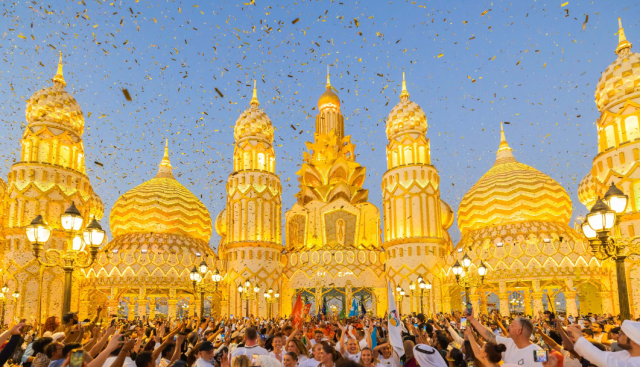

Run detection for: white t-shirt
[[296, 355, 309, 367], [561, 349, 583, 367], [378, 353, 400, 367], [359, 339, 368, 350], [301, 358, 322, 367], [230, 345, 269, 359], [496, 336, 544, 367], [103, 356, 136, 367], [194, 358, 215, 367], [269, 349, 284, 362], [344, 351, 362, 362]]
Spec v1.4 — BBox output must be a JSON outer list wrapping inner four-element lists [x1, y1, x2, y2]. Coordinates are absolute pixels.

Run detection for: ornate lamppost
[[12, 289, 20, 319], [452, 253, 487, 304], [395, 285, 405, 315], [409, 282, 416, 313], [238, 279, 259, 317], [190, 260, 223, 317], [26, 202, 105, 315], [416, 275, 432, 315], [0, 283, 8, 326], [263, 287, 279, 318], [580, 182, 639, 321]]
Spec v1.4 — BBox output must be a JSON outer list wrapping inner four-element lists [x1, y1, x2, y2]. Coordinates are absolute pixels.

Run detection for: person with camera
[[566, 321, 640, 367]]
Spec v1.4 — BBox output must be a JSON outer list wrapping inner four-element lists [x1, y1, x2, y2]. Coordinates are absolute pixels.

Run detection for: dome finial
[[52, 51, 66, 86], [250, 79, 260, 107], [616, 17, 632, 55], [400, 72, 410, 101], [157, 138, 175, 179], [326, 65, 331, 89], [495, 122, 514, 163]]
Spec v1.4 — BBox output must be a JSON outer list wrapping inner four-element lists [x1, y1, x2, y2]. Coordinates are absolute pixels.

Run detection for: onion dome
[[578, 172, 599, 210], [595, 18, 640, 111], [386, 72, 428, 139], [215, 208, 227, 238], [440, 199, 454, 230], [318, 66, 340, 110], [25, 52, 85, 136], [457, 123, 572, 233], [109, 140, 213, 243], [234, 80, 274, 142]]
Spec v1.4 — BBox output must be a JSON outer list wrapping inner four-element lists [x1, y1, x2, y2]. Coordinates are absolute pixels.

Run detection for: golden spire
[[496, 122, 514, 163], [616, 17, 632, 55], [52, 51, 66, 86], [326, 65, 331, 89], [250, 80, 260, 107], [400, 72, 410, 101], [157, 138, 175, 179]]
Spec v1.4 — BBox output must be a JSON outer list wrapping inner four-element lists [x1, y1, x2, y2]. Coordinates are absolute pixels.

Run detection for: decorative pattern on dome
[[457, 124, 572, 233], [386, 73, 428, 139], [318, 66, 340, 110], [109, 141, 212, 243], [577, 172, 600, 210], [26, 53, 85, 136], [234, 81, 274, 142], [451, 220, 597, 272], [595, 18, 640, 111]]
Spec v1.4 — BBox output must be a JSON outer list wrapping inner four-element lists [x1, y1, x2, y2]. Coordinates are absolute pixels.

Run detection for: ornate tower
[[381, 73, 453, 315], [578, 18, 640, 316], [215, 81, 283, 317], [282, 68, 385, 317], [2, 53, 104, 322]]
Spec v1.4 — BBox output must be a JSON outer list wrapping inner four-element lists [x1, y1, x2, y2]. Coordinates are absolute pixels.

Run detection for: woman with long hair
[[319, 344, 341, 367], [445, 349, 466, 367], [287, 339, 309, 366], [41, 317, 59, 337], [358, 348, 379, 367]]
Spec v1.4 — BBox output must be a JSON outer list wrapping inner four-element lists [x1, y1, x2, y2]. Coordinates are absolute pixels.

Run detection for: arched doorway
[[577, 283, 602, 315]]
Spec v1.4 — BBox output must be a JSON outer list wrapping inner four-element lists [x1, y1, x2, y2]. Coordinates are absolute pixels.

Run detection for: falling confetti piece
[[94, 161, 104, 167], [437, 53, 444, 58], [122, 88, 132, 101], [561, 2, 568, 6], [215, 88, 224, 97], [480, 10, 489, 16], [292, 18, 300, 24]]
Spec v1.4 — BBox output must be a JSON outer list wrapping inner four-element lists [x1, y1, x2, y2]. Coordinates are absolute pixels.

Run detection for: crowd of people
[[0, 306, 638, 367]]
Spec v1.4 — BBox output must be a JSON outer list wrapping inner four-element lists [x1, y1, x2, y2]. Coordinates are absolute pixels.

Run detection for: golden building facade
[[382, 74, 453, 316], [577, 18, 640, 316], [1, 55, 104, 323], [446, 125, 612, 316], [215, 82, 283, 318], [81, 140, 220, 320], [281, 71, 385, 316]]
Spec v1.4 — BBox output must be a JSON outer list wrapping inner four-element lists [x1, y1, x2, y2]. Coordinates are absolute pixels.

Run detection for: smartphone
[[70, 349, 85, 367], [465, 303, 473, 317], [252, 354, 259, 365], [221, 334, 225, 341], [460, 317, 467, 330], [111, 319, 116, 327], [533, 350, 548, 363], [230, 315, 234, 319]]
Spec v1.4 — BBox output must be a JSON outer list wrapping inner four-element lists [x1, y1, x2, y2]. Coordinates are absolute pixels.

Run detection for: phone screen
[[70, 350, 84, 367], [460, 317, 467, 330], [252, 354, 259, 365], [533, 350, 548, 363]]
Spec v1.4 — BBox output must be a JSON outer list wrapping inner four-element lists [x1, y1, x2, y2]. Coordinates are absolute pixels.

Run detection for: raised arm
[[467, 313, 496, 343], [463, 327, 488, 367]]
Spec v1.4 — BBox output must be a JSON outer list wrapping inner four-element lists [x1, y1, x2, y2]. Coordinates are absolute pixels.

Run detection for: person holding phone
[[467, 309, 543, 367]]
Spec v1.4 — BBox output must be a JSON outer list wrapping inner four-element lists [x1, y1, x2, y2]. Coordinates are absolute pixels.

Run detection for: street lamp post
[[395, 285, 405, 315], [409, 282, 416, 314], [12, 289, 19, 319], [26, 203, 105, 315], [263, 287, 279, 318], [238, 279, 259, 317], [452, 254, 488, 305], [190, 260, 223, 318], [580, 183, 636, 321]]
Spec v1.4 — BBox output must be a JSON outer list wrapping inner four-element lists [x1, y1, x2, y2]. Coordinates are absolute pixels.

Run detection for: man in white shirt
[[103, 345, 137, 367], [230, 327, 269, 360], [194, 341, 216, 367], [374, 343, 400, 367], [355, 329, 368, 350], [468, 312, 543, 367], [569, 321, 640, 367]]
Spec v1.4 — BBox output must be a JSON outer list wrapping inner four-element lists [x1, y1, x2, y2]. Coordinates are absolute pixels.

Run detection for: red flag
[[303, 303, 312, 316], [292, 293, 304, 327]]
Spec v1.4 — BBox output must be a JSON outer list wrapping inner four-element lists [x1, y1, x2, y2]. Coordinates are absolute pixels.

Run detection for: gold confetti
[[561, 2, 568, 6], [437, 53, 444, 58], [480, 10, 489, 16], [122, 88, 132, 101], [292, 18, 300, 24]]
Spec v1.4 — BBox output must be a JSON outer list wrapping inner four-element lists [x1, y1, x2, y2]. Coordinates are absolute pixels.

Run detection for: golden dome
[[318, 66, 340, 110], [215, 208, 227, 238], [386, 72, 428, 139], [595, 18, 640, 111], [440, 199, 454, 230], [109, 140, 213, 243], [26, 52, 85, 136], [578, 172, 599, 210], [234, 81, 274, 142], [457, 123, 572, 233]]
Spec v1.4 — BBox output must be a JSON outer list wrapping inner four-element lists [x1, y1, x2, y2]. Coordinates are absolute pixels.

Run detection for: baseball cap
[[198, 341, 215, 352], [62, 312, 78, 323]]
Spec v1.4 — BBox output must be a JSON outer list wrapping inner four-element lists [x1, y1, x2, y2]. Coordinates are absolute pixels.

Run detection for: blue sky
[[0, 0, 637, 247]]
